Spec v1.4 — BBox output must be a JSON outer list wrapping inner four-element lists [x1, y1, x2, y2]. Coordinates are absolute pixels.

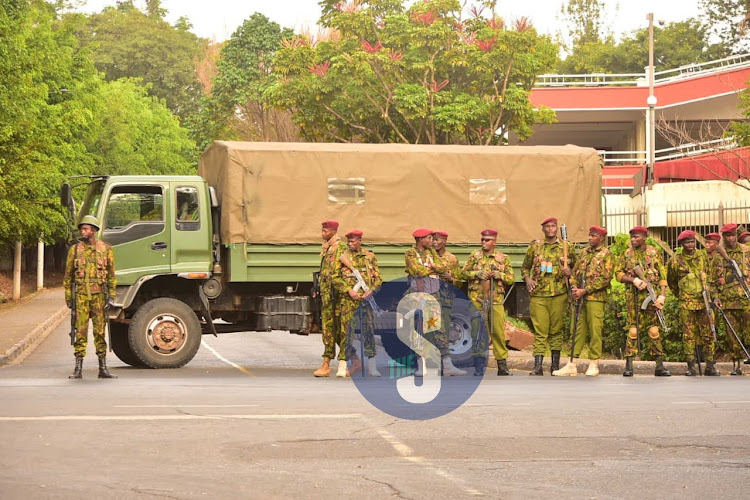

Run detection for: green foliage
[[730, 81, 750, 146], [700, 0, 750, 54], [268, 0, 558, 144], [557, 0, 610, 49]]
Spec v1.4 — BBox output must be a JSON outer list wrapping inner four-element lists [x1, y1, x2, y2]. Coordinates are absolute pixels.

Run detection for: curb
[[0, 306, 69, 367], [489, 356, 744, 376]]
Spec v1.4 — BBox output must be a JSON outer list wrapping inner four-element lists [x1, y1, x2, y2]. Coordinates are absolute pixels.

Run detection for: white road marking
[[375, 428, 484, 496], [201, 339, 256, 377], [114, 405, 260, 408], [0, 413, 362, 422], [672, 401, 750, 405]]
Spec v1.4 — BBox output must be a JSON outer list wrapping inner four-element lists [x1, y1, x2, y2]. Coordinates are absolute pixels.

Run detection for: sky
[[74, 0, 704, 42]]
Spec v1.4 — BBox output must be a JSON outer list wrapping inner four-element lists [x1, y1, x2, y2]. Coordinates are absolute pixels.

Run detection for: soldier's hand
[[106, 298, 116, 310], [348, 289, 361, 300], [632, 277, 647, 291], [561, 267, 571, 278], [491, 270, 502, 280], [655, 295, 666, 310], [714, 298, 722, 309], [572, 287, 586, 300], [525, 277, 537, 293], [476, 270, 489, 280], [362, 290, 373, 299]]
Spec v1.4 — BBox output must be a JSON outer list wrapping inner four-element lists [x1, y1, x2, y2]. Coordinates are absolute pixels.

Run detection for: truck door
[[100, 183, 171, 285], [170, 183, 212, 274]]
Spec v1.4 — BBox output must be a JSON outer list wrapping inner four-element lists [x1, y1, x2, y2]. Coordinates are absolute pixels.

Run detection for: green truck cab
[[61, 142, 602, 369]]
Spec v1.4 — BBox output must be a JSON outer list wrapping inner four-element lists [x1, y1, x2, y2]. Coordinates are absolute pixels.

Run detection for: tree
[[268, 0, 558, 144], [557, 0, 610, 49], [701, 0, 750, 54]]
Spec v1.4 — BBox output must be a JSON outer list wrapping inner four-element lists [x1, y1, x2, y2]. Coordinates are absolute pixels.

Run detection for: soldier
[[432, 230, 467, 376], [717, 223, 750, 375], [616, 226, 671, 377], [667, 230, 720, 376], [405, 228, 465, 376], [63, 215, 117, 379], [333, 230, 382, 377], [553, 226, 614, 377], [461, 229, 515, 376], [313, 220, 348, 377], [739, 231, 750, 245], [521, 217, 574, 376]]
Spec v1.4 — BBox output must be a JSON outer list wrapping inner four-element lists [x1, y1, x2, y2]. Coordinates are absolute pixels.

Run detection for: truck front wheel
[[129, 298, 202, 368]]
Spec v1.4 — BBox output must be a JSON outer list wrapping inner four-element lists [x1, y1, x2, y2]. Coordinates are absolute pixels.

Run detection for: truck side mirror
[[60, 182, 76, 217]]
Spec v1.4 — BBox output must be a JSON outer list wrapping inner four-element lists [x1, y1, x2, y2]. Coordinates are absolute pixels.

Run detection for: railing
[[598, 137, 739, 166], [535, 53, 750, 88]]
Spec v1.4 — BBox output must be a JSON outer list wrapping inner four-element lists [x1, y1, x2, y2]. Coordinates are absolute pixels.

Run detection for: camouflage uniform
[[718, 243, 750, 359], [319, 235, 347, 359], [63, 240, 116, 358], [522, 240, 575, 356], [570, 244, 614, 360], [461, 249, 515, 360], [433, 249, 463, 358], [404, 246, 449, 356], [667, 249, 717, 361], [615, 245, 667, 357], [333, 247, 383, 359]]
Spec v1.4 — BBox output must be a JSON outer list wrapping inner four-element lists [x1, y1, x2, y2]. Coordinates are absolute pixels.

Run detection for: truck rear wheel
[[128, 298, 201, 368], [110, 322, 144, 367]]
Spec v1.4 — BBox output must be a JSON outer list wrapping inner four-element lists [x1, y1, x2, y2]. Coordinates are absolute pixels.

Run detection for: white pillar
[[12, 241, 21, 300], [37, 238, 44, 291]]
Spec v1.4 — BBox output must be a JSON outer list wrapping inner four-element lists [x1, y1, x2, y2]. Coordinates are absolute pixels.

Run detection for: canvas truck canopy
[[198, 141, 602, 245]]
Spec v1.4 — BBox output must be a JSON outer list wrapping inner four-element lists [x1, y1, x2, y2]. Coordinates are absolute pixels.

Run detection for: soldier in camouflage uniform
[[554, 226, 613, 377], [615, 226, 671, 377], [667, 230, 721, 376], [333, 230, 382, 377], [521, 217, 574, 376], [462, 229, 515, 376], [716, 223, 750, 375], [432, 230, 467, 376], [313, 220, 348, 377], [63, 216, 117, 379]]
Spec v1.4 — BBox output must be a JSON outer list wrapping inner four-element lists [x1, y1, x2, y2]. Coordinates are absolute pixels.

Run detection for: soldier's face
[[705, 240, 717, 253], [631, 233, 646, 248], [322, 228, 336, 241], [681, 238, 696, 253], [481, 236, 496, 252], [588, 232, 604, 248], [433, 236, 446, 251], [417, 235, 432, 249], [347, 237, 362, 252], [542, 222, 557, 239], [724, 233, 737, 248], [79, 224, 96, 240]]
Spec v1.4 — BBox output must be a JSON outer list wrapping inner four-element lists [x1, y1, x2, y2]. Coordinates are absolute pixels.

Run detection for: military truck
[[60, 142, 602, 368]]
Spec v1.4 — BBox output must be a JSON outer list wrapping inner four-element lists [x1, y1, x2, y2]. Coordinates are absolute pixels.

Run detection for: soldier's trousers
[[436, 300, 452, 358], [573, 300, 604, 360], [680, 308, 715, 361], [73, 292, 107, 358], [339, 298, 376, 359], [471, 300, 508, 361], [530, 294, 567, 356], [721, 307, 750, 360], [624, 304, 664, 357], [320, 282, 341, 359]]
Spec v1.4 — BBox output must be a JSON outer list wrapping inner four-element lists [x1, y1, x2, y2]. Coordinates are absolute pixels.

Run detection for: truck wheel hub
[[147, 315, 186, 353]]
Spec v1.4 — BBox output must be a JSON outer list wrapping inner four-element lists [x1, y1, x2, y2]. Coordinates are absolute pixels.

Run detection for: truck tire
[[128, 298, 202, 368], [109, 322, 144, 367]]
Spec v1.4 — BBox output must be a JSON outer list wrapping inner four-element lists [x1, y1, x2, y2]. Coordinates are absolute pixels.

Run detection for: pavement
[[0, 287, 746, 376]]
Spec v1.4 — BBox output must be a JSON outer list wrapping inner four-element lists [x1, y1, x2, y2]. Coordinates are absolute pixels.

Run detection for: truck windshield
[[78, 179, 106, 220]]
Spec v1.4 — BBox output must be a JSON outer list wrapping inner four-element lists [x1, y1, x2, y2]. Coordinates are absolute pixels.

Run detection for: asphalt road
[[1, 321, 750, 499]]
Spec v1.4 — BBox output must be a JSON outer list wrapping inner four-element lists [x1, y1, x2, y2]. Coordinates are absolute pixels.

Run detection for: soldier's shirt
[[320, 234, 346, 282], [333, 248, 383, 298], [719, 243, 750, 309], [667, 249, 711, 310], [615, 245, 667, 304], [404, 246, 446, 277], [63, 240, 116, 302], [706, 251, 725, 296], [521, 239, 575, 297], [461, 249, 514, 304], [434, 250, 462, 285], [571, 244, 614, 302]]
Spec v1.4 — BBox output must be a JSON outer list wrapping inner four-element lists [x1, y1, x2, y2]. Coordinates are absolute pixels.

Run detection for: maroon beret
[[321, 220, 339, 230], [677, 230, 696, 242], [721, 223, 738, 234], [705, 233, 721, 241], [481, 229, 498, 237], [541, 217, 558, 226], [739, 231, 750, 241], [629, 226, 648, 236], [589, 225, 607, 237], [345, 229, 363, 239], [412, 228, 432, 238], [432, 230, 449, 239]]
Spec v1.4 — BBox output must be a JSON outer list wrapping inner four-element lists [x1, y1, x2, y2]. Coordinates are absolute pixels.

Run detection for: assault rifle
[[69, 282, 76, 346], [560, 225, 573, 306], [340, 254, 382, 316], [699, 272, 717, 343], [713, 303, 750, 364], [716, 245, 750, 301], [633, 265, 669, 331]]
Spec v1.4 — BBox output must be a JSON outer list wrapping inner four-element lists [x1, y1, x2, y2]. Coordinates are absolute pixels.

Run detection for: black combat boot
[[530, 355, 544, 376], [473, 357, 486, 377], [98, 357, 118, 379], [654, 356, 671, 377], [68, 357, 83, 379], [550, 350, 561, 375], [730, 359, 743, 376], [704, 360, 720, 376], [685, 357, 697, 376], [622, 356, 634, 377], [497, 358, 511, 376]]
